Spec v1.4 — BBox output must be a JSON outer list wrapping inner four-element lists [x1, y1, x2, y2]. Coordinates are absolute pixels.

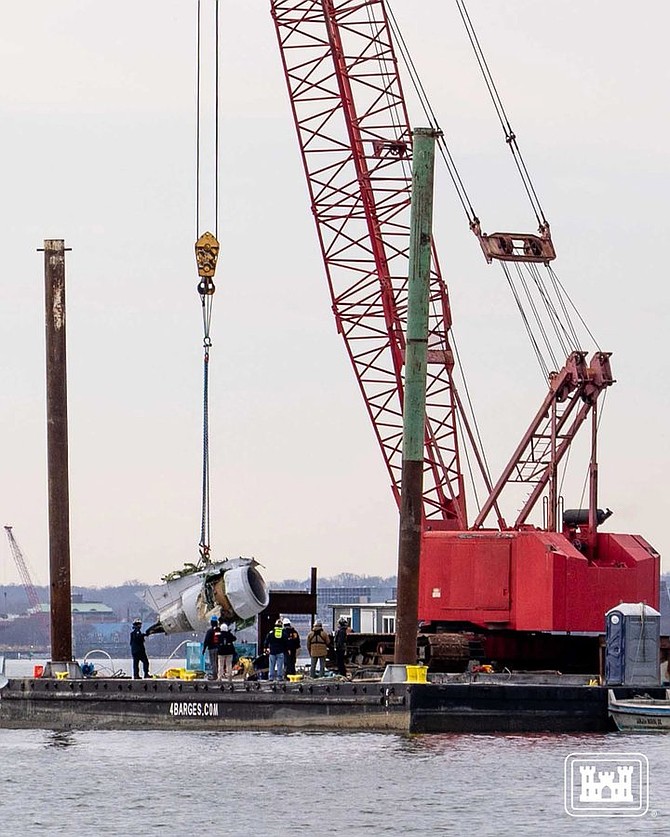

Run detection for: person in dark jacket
[[334, 616, 349, 676], [282, 617, 301, 676], [251, 652, 269, 680], [202, 615, 221, 679], [264, 618, 287, 681], [130, 619, 150, 679], [217, 622, 237, 682]]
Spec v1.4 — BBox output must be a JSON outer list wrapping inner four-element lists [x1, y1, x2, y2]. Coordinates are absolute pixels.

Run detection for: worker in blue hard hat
[[202, 615, 221, 680]]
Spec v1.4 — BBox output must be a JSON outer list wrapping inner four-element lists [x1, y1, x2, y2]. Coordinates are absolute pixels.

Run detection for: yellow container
[[287, 674, 303, 682], [180, 669, 197, 681], [164, 668, 182, 679], [405, 665, 428, 683]]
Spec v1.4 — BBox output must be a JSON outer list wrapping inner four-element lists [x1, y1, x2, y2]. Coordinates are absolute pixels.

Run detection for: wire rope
[[195, 0, 220, 565], [501, 262, 549, 378], [547, 265, 602, 352], [387, 2, 477, 223], [196, 0, 201, 237], [455, 0, 547, 227]]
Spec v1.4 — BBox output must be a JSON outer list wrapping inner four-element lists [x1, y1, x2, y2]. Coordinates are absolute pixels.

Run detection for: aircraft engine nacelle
[[141, 558, 269, 634]]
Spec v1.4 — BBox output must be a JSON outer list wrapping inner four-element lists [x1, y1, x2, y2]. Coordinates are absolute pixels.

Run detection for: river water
[[0, 728, 668, 836]]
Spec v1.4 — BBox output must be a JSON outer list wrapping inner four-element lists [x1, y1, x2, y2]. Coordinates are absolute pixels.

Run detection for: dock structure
[[2, 677, 664, 733]]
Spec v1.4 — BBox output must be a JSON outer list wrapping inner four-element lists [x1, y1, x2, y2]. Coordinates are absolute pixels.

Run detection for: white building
[[330, 601, 397, 634]]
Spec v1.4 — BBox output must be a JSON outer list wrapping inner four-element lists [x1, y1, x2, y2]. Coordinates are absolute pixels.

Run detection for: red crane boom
[[271, 0, 467, 527]]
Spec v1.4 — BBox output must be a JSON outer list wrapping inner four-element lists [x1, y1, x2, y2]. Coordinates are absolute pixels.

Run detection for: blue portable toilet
[[605, 602, 661, 686]]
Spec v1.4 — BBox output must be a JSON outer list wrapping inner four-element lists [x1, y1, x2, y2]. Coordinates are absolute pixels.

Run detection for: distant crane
[[4, 525, 49, 644]]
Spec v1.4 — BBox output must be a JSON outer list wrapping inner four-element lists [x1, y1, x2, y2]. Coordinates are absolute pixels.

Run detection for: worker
[[264, 618, 287, 681], [282, 617, 301, 676], [130, 618, 150, 679], [202, 615, 221, 680], [334, 616, 349, 676], [251, 652, 269, 680], [234, 656, 255, 680], [217, 621, 237, 682], [307, 620, 331, 678]]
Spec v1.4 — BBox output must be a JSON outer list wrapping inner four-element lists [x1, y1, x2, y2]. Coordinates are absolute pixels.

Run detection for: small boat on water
[[608, 689, 670, 732]]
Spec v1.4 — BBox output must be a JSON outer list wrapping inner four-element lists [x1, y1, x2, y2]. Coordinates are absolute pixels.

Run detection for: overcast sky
[[0, 1, 668, 589]]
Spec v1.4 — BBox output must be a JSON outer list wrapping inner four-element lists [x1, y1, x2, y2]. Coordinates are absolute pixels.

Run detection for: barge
[[2, 675, 665, 734]]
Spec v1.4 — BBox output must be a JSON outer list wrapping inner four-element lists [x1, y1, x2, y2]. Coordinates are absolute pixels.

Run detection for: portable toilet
[[605, 602, 661, 686]]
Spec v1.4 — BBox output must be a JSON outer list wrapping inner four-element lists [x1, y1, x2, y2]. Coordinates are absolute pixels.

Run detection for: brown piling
[[41, 239, 73, 663]]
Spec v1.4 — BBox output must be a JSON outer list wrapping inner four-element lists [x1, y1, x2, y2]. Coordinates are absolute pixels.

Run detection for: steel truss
[[271, 0, 466, 525]]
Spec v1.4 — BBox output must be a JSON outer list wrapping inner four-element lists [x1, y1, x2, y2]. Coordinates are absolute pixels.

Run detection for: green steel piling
[[394, 129, 439, 666]]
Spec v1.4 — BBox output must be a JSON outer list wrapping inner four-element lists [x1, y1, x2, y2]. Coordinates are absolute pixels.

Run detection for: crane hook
[[195, 231, 220, 295]]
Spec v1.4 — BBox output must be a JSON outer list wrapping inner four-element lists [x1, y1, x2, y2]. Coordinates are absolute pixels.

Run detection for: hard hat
[[314, 620, 322, 628], [220, 623, 229, 632], [282, 618, 291, 626], [133, 618, 142, 625], [275, 618, 283, 626], [210, 615, 219, 623], [338, 616, 348, 624]]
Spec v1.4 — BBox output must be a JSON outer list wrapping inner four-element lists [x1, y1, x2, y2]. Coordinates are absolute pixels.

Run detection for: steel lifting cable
[[194, 0, 221, 565], [455, 0, 547, 229], [547, 265, 602, 353], [526, 263, 576, 357], [547, 268, 582, 350], [386, 0, 497, 489], [450, 0, 602, 365], [501, 262, 549, 378], [386, 1, 478, 225]]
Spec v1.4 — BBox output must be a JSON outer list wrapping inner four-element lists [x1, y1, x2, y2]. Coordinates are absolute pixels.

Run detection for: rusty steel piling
[[41, 239, 73, 663]]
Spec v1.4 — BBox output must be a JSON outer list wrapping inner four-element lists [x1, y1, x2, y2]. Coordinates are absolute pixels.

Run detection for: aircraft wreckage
[[142, 558, 269, 635]]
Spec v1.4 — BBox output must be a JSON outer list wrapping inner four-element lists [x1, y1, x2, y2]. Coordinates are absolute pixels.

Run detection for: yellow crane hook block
[[195, 231, 219, 295]]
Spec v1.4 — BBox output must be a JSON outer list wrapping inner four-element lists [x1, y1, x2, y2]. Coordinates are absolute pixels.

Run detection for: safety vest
[[274, 625, 283, 639]]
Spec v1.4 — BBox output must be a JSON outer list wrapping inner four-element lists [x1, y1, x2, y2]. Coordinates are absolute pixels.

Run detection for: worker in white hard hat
[[217, 621, 237, 683], [307, 620, 331, 678], [264, 618, 288, 681], [282, 617, 301, 677]]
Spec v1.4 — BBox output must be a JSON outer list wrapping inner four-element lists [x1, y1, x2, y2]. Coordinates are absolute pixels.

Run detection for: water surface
[[0, 729, 668, 835]]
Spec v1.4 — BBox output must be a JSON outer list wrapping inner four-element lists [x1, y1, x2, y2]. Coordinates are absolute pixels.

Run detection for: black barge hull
[[3, 678, 661, 732]]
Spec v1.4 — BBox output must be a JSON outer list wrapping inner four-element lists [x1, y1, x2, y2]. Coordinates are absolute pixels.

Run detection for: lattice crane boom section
[[271, 0, 466, 525], [4, 526, 43, 616]]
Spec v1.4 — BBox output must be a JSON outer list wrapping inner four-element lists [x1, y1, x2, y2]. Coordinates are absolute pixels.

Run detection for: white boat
[[608, 689, 670, 732]]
